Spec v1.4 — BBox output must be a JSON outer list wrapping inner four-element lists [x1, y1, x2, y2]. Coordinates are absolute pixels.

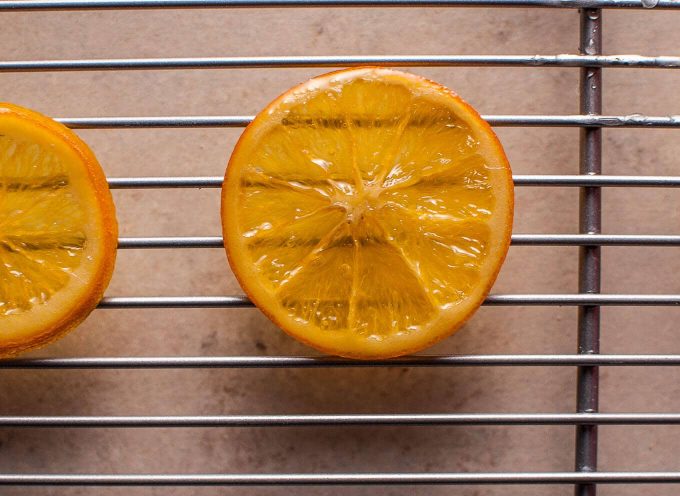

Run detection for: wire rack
[[1, 1, 680, 495]]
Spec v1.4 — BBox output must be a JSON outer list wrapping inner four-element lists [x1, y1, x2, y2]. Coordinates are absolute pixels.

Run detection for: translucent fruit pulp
[[0, 135, 86, 316]]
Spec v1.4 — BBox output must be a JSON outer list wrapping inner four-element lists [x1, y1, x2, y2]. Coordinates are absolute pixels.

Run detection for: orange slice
[[0, 103, 117, 357], [222, 68, 513, 359]]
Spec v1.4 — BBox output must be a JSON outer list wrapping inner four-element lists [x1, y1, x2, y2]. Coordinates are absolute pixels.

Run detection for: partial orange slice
[[0, 103, 117, 357], [222, 68, 513, 359]]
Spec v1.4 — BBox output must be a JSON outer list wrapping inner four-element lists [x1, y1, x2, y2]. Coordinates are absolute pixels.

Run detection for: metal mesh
[[1, 1, 680, 494]]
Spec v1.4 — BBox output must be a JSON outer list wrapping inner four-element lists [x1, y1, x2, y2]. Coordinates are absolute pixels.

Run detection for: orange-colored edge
[[0, 103, 118, 358], [221, 67, 514, 359]]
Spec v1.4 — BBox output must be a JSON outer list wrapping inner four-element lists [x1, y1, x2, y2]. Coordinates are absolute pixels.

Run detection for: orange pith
[[222, 68, 513, 359], [0, 103, 117, 357]]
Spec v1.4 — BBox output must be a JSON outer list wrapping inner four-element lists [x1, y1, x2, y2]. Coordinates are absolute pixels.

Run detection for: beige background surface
[[1, 5, 680, 496]]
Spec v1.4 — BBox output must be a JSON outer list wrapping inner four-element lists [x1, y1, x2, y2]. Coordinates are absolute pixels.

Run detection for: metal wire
[[95, 294, 680, 308], [6, 413, 680, 427], [510, 234, 680, 246], [4, 354, 680, 369], [108, 174, 680, 189], [575, 9, 602, 496], [116, 234, 680, 248], [3, 471, 680, 486], [3, 54, 680, 71], [1, 0, 679, 10], [512, 175, 680, 187], [56, 114, 680, 128]]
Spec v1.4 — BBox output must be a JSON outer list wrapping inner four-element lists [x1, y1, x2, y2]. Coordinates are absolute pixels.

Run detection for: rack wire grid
[[1, 1, 680, 496]]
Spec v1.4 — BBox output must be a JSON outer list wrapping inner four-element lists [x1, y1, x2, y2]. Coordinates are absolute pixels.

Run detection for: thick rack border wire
[[2, 2, 680, 495]]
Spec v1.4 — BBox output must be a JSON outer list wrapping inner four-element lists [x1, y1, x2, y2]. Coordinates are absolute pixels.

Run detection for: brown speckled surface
[[1, 7, 680, 496]]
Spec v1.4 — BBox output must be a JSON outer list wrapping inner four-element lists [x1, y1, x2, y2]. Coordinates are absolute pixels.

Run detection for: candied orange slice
[[222, 68, 513, 359], [0, 103, 117, 357]]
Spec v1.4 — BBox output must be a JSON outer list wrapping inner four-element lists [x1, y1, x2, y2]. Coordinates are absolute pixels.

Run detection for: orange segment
[[0, 103, 117, 357], [245, 206, 347, 288], [350, 215, 436, 339], [335, 77, 413, 182], [380, 155, 495, 223], [277, 223, 355, 332], [383, 97, 480, 189], [376, 203, 490, 306], [240, 169, 331, 237], [222, 67, 513, 359]]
